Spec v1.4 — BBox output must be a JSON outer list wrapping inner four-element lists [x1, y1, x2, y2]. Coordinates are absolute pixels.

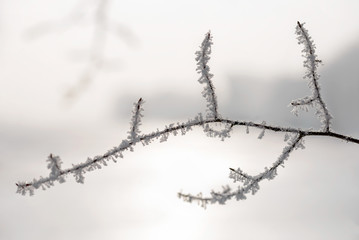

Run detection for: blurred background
[[1, 0, 359, 239]]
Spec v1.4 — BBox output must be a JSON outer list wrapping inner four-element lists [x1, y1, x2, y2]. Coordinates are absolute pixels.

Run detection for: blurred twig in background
[[25, 0, 138, 103]]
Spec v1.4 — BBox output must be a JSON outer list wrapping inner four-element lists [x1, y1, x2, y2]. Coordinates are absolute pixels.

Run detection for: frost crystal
[[46, 154, 63, 180], [257, 121, 266, 139], [73, 166, 85, 184], [203, 123, 233, 141]]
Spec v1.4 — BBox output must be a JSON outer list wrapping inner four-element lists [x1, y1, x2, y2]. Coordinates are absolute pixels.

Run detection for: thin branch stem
[[294, 22, 332, 131], [196, 31, 218, 119]]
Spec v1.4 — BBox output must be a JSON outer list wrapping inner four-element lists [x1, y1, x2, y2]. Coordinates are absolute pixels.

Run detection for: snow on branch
[[196, 31, 219, 119], [291, 21, 332, 132], [17, 22, 359, 208], [128, 98, 144, 141]]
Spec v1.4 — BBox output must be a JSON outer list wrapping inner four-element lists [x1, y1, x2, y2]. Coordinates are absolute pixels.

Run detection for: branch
[[196, 31, 219, 119], [291, 21, 332, 132], [17, 22, 359, 209], [128, 98, 144, 141], [178, 133, 305, 208]]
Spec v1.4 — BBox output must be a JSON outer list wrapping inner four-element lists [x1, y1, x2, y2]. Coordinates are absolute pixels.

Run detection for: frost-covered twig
[[17, 22, 358, 208], [291, 21, 332, 131], [178, 133, 304, 208], [196, 31, 219, 119], [127, 98, 144, 141]]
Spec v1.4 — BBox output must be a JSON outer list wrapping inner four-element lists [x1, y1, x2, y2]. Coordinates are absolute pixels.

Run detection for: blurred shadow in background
[[24, 0, 138, 104]]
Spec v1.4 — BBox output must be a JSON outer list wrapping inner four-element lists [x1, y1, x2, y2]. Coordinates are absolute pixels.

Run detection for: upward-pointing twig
[[195, 31, 219, 119], [291, 22, 332, 132], [128, 98, 144, 141]]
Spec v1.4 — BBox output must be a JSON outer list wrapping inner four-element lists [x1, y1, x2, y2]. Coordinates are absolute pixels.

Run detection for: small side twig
[[291, 21, 332, 132], [196, 31, 219, 119]]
